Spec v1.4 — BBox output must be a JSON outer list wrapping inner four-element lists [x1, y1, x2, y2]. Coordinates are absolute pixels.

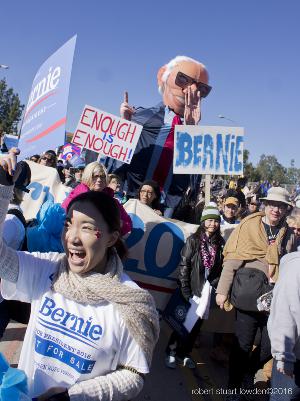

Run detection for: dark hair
[[194, 221, 223, 245], [226, 189, 239, 199], [137, 180, 161, 210], [247, 196, 259, 206], [30, 154, 40, 161], [108, 173, 121, 184], [66, 191, 127, 260], [237, 177, 247, 188], [46, 149, 57, 157], [39, 151, 57, 167], [15, 161, 31, 192]]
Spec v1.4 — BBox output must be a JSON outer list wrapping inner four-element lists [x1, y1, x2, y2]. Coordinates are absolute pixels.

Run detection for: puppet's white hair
[[158, 55, 207, 94]]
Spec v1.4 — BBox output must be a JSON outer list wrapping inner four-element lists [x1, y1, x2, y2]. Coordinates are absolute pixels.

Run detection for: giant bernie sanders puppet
[[86, 56, 211, 216]]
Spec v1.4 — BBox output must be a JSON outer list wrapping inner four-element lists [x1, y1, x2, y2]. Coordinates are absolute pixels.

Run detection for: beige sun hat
[[260, 186, 292, 206]]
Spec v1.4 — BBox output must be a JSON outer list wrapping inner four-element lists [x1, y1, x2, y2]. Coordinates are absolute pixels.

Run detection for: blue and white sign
[[21, 161, 71, 220], [174, 126, 244, 175], [123, 199, 199, 310], [3, 134, 19, 150], [19, 36, 77, 160]]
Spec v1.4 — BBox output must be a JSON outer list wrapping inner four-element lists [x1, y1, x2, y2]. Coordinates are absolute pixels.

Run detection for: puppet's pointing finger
[[124, 91, 129, 104]]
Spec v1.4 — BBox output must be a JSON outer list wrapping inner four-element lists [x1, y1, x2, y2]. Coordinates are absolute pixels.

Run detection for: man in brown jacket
[[216, 187, 296, 400]]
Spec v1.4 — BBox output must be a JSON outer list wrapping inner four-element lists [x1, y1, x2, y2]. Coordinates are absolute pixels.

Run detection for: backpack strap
[[7, 208, 26, 228]]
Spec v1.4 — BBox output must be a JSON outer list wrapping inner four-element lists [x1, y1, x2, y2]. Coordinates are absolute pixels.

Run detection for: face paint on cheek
[[95, 230, 101, 239]]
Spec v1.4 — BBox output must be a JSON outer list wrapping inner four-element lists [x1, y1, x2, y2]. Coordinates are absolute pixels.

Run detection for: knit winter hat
[[201, 202, 221, 222]]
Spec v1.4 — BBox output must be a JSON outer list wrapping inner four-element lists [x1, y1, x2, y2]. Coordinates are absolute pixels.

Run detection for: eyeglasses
[[225, 204, 238, 210], [93, 174, 106, 181], [267, 202, 287, 211], [140, 190, 154, 196], [175, 71, 212, 98]]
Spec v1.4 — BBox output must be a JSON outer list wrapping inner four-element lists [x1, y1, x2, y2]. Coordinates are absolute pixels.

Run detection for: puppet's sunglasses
[[175, 71, 212, 98]]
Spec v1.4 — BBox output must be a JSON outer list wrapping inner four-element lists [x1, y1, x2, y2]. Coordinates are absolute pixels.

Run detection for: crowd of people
[[2, 51, 300, 401], [0, 146, 300, 400]]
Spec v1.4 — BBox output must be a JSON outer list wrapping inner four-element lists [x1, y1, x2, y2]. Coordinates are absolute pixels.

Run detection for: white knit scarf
[[52, 249, 159, 366]]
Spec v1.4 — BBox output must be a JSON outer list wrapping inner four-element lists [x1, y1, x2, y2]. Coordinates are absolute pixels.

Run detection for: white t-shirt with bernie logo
[[1, 251, 148, 399]]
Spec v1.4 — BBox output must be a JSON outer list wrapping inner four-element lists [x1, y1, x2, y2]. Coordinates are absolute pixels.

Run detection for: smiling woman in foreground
[[0, 149, 159, 401]]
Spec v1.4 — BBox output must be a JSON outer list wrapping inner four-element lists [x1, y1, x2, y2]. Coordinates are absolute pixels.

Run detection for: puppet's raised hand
[[120, 91, 135, 121], [184, 86, 201, 125]]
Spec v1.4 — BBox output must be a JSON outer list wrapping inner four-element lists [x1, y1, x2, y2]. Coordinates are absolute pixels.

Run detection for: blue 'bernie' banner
[[173, 126, 244, 176]]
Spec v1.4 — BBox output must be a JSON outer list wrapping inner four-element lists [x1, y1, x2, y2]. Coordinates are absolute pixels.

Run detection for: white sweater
[[268, 251, 300, 375], [0, 184, 145, 401]]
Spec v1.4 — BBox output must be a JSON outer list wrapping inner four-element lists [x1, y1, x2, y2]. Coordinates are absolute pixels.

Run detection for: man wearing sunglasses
[[121, 56, 211, 125], [87, 56, 211, 217], [157, 59, 211, 125]]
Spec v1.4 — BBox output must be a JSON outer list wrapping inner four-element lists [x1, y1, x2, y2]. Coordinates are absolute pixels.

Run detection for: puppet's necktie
[[152, 114, 182, 190]]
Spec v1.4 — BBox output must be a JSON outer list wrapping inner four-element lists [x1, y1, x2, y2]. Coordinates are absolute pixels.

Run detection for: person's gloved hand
[[277, 360, 294, 378]]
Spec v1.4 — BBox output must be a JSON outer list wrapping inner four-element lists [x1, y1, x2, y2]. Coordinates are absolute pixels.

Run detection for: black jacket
[[178, 233, 225, 300]]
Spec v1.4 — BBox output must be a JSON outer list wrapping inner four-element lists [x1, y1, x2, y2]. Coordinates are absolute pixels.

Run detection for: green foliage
[[255, 154, 286, 184], [243, 149, 261, 182], [286, 159, 300, 185], [244, 151, 300, 185], [0, 79, 24, 135]]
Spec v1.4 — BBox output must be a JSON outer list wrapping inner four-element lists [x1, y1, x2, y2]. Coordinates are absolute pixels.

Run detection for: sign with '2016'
[[173, 126, 244, 175], [123, 199, 198, 310]]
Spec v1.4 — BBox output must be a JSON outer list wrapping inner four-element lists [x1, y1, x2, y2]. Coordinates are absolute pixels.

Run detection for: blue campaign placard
[[19, 36, 77, 160], [3, 134, 19, 150], [173, 125, 244, 176], [163, 288, 190, 338]]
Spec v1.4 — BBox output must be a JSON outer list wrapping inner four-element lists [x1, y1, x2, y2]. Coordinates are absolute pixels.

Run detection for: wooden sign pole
[[205, 174, 211, 205]]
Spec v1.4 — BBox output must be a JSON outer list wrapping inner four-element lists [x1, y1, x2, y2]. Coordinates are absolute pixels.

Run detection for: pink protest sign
[[72, 105, 143, 164]]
